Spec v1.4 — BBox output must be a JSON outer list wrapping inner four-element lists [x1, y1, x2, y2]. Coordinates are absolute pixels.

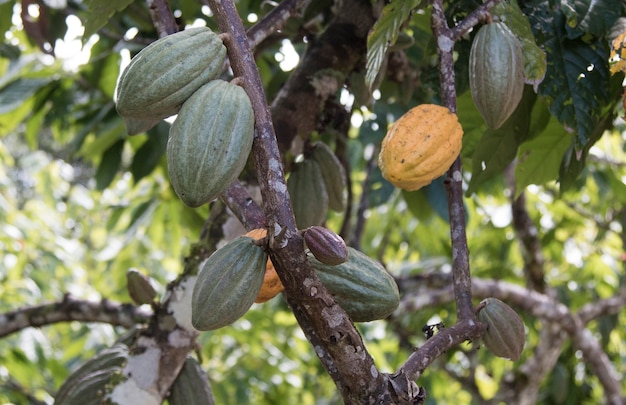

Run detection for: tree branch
[[246, 0, 311, 49], [0, 295, 151, 338], [145, 0, 178, 37], [430, 0, 478, 324], [206, 1, 390, 403]]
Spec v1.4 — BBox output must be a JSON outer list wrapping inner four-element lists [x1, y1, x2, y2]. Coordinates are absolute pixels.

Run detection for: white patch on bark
[[321, 307, 343, 328], [168, 328, 194, 348], [370, 364, 378, 378], [437, 35, 454, 52], [167, 275, 198, 332], [108, 378, 161, 405]]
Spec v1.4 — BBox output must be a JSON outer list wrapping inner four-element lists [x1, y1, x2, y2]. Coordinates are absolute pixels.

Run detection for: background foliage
[[1, 0, 625, 403]]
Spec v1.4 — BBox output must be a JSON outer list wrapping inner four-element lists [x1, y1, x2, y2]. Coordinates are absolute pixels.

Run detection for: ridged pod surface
[[167, 80, 255, 207], [308, 247, 400, 322], [310, 142, 346, 212], [116, 27, 226, 134], [168, 357, 216, 405], [303, 226, 348, 265], [287, 159, 329, 228], [192, 236, 267, 331], [55, 344, 128, 404], [469, 22, 524, 129], [477, 298, 525, 361], [378, 104, 463, 191], [245, 228, 285, 303]]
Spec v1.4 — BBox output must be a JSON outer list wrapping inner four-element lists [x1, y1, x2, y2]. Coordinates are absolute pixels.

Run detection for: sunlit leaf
[[366, 0, 420, 90]]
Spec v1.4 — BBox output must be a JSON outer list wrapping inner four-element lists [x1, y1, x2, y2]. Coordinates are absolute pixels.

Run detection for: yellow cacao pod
[[245, 229, 285, 303], [378, 104, 463, 191]]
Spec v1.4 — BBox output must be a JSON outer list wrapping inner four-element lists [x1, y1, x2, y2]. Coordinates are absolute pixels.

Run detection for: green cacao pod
[[116, 27, 226, 135], [126, 268, 157, 305], [192, 236, 267, 331], [310, 142, 346, 212], [303, 226, 348, 265], [308, 247, 400, 322], [168, 357, 216, 405], [55, 344, 128, 404], [167, 80, 255, 207], [469, 22, 524, 129], [477, 298, 525, 361], [287, 159, 329, 228]]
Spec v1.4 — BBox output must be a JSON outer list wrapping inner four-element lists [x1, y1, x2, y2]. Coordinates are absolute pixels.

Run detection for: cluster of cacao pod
[[288, 142, 347, 228], [469, 21, 525, 129], [191, 225, 400, 331], [378, 104, 464, 191], [115, 27, 255, 208]]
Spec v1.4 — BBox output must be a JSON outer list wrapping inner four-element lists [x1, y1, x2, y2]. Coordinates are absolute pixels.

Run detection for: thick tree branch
[[0, 295, 151, 338], [270, 0, 375, 152], [206, 1, 390, 403]]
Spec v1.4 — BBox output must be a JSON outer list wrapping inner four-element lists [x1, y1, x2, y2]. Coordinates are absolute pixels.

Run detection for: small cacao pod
[[167, 80, 255, 207], [477, 297, 525, 361], [192, 236, 267, 331], [378, 104, 463, 191], [126, 268, 157, 305], [310, 142, 347, 212], [287, 159, 329, 228], [308, 247, 399, 322], [245, 228, 285, 303], [116, 27, 226, 134], [168, 357, 216, 405], [55, 344, 128, 404], [303, 226, 348, 265], [469, 22, 524, 129]]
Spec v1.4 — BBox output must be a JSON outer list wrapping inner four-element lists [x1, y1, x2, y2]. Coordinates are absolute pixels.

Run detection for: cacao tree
[[1, 0, 625, 404]]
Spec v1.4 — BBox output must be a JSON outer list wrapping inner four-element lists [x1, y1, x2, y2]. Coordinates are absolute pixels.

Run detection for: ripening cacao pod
[[308, 247, 400, 322], [477, 298, 525, 361], [116, 27, 226, 134], [168, 357, 216, 405], [469, 22, 524, 129], [245, 228, 285, 303], [287, 159, 329, 228], [378, 104, 463, 191], [303, 226, 348, 265], [310, 142, 347, 212], [167, 80, 255, 207], [55, 344, 128, 404], [192, 236, 267, 330]]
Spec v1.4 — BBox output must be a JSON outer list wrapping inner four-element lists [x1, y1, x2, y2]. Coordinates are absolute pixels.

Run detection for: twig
[[220, 180, 266, 231], [0, 295, 151, 338], [246, 0, 311, 48]]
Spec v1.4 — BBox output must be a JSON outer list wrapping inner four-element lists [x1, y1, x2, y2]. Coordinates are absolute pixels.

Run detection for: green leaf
[[82, 0, 135, 39], [130, 122, 169, 183], [491, 0, 547, 86], [526, 5, 612, 149], [562, 0, 622, 38], [365, 0, 420, 90], [514, 118, 573, 194], [0, 77, 51, 114], [95, 138, 124, 190]]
